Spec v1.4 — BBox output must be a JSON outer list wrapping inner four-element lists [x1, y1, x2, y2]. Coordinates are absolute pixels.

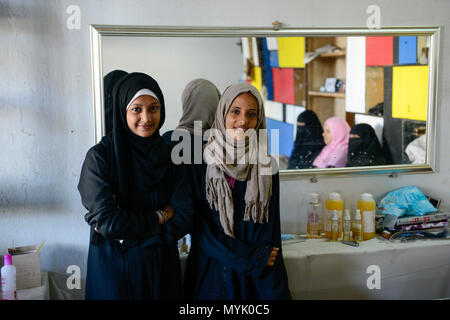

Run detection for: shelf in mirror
[[318, 50, 346, 58], [308, 91, 345, 98]]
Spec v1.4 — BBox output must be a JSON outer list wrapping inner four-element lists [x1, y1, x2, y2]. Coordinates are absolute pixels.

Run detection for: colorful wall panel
[[272, 67, 295, 105], [277, 37, 305, 68], [392, 65, 428, 121], [398, 36, 417, 65], [366, 36, 393, 66], [251, 37, 260, 67], [269, 50, 279, 68], [251, 66, 262, 94], [346, 37, 366, 113], [266, 37, 278, 51], [264, 100, 284, 122], [262, 39, 274, 100]]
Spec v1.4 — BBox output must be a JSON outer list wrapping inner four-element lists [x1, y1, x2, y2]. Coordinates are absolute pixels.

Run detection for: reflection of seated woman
[[405, 134, 426, 164], [347, 123, 386, 167], [288, 110, 325, 169], [312, 117, 350, 168]]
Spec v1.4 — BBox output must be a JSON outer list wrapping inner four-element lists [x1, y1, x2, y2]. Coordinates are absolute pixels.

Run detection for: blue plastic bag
[[376, 186, 437, 228]]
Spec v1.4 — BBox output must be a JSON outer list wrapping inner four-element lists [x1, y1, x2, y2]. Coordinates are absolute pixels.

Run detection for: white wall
[[0, 0, 449, 288], [102, 36, 244, 133]]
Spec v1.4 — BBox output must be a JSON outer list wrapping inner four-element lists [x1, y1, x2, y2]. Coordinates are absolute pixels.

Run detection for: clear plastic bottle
[[330, 210, 339, 242], [358, 193, 376, 240], [1, 254, 17, 300], [352, 209, 363, 242], [307, 193, 322, 238], [325, 192, 343, 240], [343, 209, 352, 241]]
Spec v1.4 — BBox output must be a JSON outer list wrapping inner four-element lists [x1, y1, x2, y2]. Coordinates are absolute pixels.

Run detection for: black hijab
[[288, 110, 325, 169], [104, 70, 128, 136], [111, 72, 170, 204], [347, 123, 386, 167]]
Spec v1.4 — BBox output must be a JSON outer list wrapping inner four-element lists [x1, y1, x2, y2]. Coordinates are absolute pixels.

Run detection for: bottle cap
[[354, 209, 361, 220], [329, 192, 341, 200], [3, 254, 13, 266], [310, 193, 320, 203], [361, 193, 374, 201], [344, 209, 351, 220]]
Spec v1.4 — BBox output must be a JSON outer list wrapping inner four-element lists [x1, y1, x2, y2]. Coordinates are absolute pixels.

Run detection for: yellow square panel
[[251, 66, 262, 95], [277, 37, 305, 68], [392, 66, 428, 121]]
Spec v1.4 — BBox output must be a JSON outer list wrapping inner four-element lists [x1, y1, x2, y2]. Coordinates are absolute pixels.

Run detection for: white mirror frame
[[90, 25, 440, 181]]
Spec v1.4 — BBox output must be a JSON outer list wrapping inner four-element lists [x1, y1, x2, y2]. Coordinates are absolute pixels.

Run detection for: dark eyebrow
[[230, 106, 257, 111], [131, 102, 159, 107]]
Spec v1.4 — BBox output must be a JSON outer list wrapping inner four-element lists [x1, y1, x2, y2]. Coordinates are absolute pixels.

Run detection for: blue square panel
[[398, 36, 417, 65], [266, 118, 293, 157], [269, 50, 279, 68]]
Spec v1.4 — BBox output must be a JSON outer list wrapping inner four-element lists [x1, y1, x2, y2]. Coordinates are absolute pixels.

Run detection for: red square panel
[[272, 67, 295, 104], [366, 36, 393, 66]]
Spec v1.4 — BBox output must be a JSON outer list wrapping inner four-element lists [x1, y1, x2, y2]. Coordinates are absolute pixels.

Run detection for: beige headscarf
[[176, 79, 221, 135], [204, 83, 273, 238]]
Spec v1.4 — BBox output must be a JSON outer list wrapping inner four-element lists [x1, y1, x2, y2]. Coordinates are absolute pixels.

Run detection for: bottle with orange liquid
[[325, 192, 343, 240], [330, 210, 339, 242], [358, 193, 376, 240], [352, 209, 362, 242]]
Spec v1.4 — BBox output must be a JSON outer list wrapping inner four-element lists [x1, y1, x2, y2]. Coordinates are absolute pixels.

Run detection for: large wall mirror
[[90, 25, 440, 179]]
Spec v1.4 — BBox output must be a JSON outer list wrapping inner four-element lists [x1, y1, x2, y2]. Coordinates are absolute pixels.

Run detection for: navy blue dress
[[78, 135, 194, 299], [184, 162, 292, 300]]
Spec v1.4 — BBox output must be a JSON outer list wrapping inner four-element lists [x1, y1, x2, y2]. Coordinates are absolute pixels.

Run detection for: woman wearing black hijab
[[103, 70, 128, 136], [78, 72, 194, 299], [347, 123, 387, 167], [288, 110, 325, 169]]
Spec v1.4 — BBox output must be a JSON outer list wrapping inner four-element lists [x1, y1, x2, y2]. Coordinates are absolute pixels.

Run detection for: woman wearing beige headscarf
[[184, 83, 291, 300], [162, 78, 221, 150]]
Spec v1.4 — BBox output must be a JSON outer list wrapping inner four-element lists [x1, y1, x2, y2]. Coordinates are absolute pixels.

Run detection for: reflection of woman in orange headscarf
[[312, 117, 350, 168]]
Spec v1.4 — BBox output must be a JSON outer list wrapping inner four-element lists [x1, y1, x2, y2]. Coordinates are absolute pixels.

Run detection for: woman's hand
[[266, 247, 279, 267], [164, 205, 174, 220], [156, 205, 175, 224]]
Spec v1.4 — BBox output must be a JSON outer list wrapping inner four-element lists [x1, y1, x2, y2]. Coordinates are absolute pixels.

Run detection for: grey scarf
[[204, 83, 273, 238], [176, 79, 221, 135]]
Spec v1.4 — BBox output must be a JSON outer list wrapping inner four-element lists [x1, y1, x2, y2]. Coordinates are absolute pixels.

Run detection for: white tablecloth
[[17, 271, 49, 300], [282, 237, 450, 299]]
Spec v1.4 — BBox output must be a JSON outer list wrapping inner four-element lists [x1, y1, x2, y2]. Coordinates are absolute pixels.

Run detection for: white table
[[282, 236, 450, 299]]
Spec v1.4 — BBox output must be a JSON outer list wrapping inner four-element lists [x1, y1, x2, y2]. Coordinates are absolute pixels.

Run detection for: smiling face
[[126, 95, 161, 138], [323, 124, 332, 145], [225, 92, 259, 140]]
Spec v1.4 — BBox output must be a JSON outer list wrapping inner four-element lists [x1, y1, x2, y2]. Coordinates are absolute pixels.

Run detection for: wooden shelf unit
[[319, 50, 346, 58], [308, 91, 345, 98], [305, 37, 347, 125]]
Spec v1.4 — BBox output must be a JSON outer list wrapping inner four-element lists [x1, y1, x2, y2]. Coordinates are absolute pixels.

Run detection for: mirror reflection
[[102, 34, 430, 171]]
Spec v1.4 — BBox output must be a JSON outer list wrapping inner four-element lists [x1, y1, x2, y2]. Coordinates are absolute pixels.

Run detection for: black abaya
[[78, 73, 194, 299]]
